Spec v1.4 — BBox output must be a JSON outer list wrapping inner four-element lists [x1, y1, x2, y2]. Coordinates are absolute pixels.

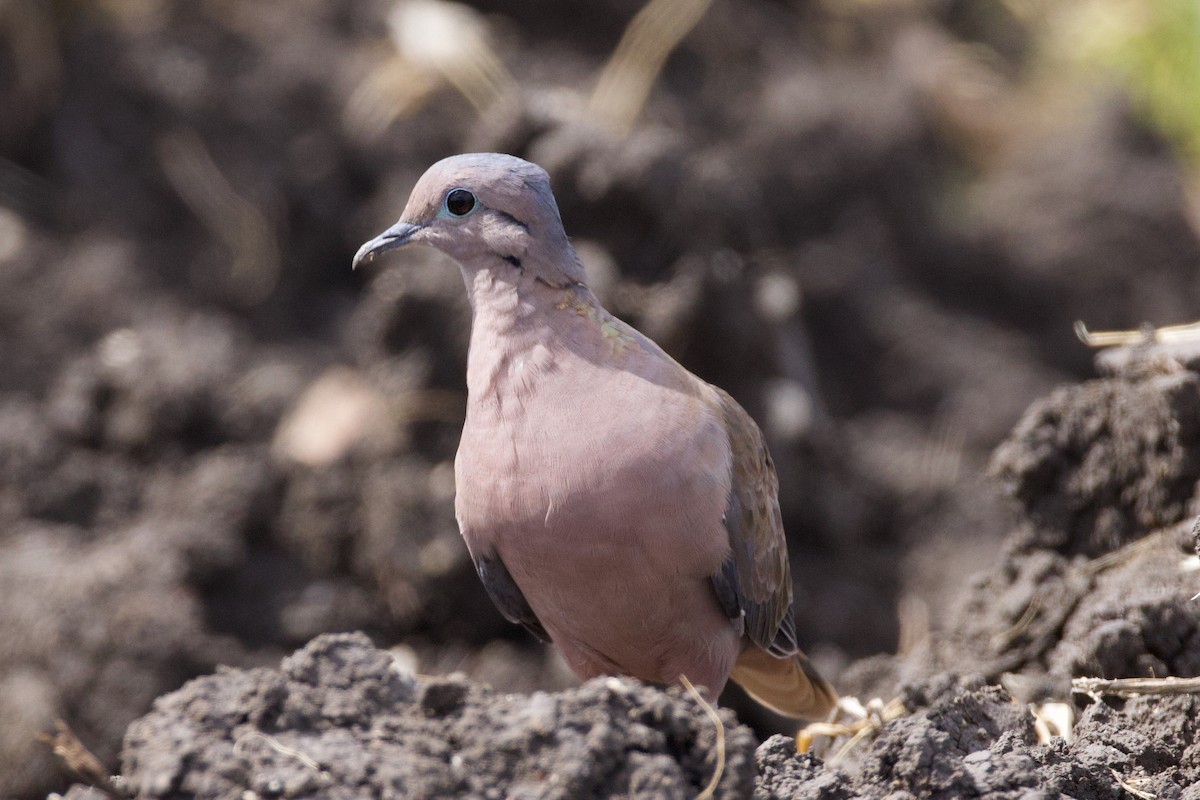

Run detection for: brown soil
[[1, 1, 1198, 798]]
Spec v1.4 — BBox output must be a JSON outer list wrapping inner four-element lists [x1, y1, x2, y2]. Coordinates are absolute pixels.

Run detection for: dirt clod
[[118, 633, 754, 800], [757, 677, 1200, 800]]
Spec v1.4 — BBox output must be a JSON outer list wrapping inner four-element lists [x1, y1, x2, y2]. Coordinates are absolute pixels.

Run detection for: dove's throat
[[462, 265, 595, 411]]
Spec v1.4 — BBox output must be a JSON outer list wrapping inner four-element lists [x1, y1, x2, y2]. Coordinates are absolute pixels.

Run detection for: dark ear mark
[[494, 210, 530, 232], [501, 255, 522, 268]]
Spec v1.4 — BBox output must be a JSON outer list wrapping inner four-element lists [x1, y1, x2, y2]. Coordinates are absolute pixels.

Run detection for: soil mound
[[757, 676, 1200, 799], [108, 633, 754, 800]]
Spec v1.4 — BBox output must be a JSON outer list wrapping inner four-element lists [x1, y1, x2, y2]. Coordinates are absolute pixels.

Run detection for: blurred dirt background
[[2, 0, 1200, 797]]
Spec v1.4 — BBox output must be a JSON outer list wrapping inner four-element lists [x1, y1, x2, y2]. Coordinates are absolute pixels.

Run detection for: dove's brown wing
[[711, 388, 838, 719], [710, 388, 797, 655]]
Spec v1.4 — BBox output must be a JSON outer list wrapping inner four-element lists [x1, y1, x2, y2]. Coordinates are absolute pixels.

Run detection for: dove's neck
[[462, 264, 600, 406]]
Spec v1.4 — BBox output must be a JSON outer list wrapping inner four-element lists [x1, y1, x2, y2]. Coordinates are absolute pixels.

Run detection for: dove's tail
[[729, 645, 838, 719]]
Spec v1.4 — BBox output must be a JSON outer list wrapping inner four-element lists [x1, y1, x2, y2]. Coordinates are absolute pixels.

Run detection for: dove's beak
[[352, 221, 424, 270]]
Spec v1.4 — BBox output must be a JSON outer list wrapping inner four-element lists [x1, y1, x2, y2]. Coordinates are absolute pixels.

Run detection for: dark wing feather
[[475, 553, 551, 643], [710, 388, 798, 657]]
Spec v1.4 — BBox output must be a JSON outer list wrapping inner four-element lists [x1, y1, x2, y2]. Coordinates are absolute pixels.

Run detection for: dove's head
[[353, 153, 586, 289]]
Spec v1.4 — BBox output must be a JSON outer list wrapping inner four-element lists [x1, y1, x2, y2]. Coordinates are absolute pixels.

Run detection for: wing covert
[[710, 388, 798, 657]]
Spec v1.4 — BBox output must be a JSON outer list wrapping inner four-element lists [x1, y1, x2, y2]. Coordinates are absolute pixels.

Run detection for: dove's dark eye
[[444, 188, 476, 217]]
